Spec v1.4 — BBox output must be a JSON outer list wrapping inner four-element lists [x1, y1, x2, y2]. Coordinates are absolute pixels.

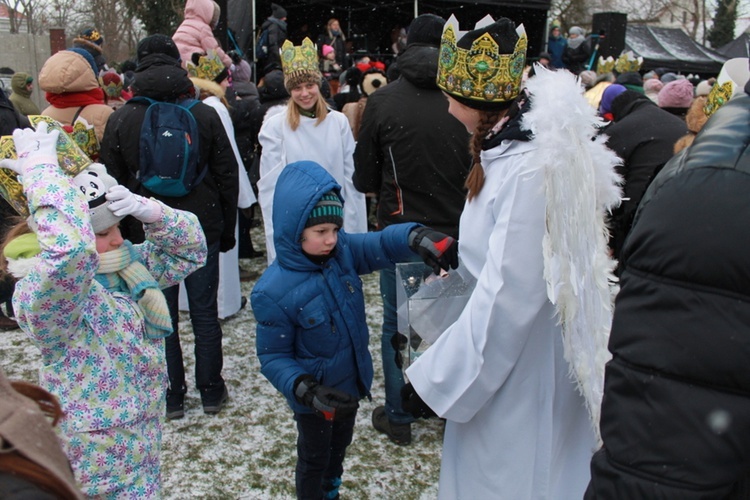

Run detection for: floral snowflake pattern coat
[[14, 160, 207, 498]]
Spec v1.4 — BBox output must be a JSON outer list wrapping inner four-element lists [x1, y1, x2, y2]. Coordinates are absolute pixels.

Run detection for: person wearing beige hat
[[0, 367, 82, 499], [257, 37, 367, 264], [0, 122, 207, 497]]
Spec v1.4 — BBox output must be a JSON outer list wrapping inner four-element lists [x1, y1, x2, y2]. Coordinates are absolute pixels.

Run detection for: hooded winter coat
[[603, 91, 687, 261], [9, 72, 39, 116], [251, 161, 416, 414], [172, 0, 232, 68], [353, 43, 470, 238], [586, 89, 750, 500], [99, 53, 238, 249], [38, 50, 113, 144]]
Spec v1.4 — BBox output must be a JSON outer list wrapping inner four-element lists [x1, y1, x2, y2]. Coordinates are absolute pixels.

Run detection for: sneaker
[[0, 315, 18, 331], [203, 387, 229, 415], [372, 406, 411, 445]]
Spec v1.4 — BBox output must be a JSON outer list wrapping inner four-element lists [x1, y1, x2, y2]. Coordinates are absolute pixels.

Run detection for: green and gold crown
[[703, 58, 750, 117], [596, 56, 616, 75], [1, 116, 91, 217], [437, 15, 527, 106], [281, 38, 319, 77], [614, 51, 643, 74], [186, 50, 226, 82]]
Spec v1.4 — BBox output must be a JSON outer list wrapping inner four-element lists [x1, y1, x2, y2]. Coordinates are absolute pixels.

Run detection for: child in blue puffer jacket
[[251, 160, 457, 499]]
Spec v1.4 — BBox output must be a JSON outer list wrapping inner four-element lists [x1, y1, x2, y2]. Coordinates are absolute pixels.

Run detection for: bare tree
[[0, 0, 39, 33]]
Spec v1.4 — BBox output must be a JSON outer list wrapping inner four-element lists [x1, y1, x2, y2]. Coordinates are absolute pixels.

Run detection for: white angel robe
[[179, 95, 255, 319], [406, 140, 596, 499], [257, 108, 368, 264]]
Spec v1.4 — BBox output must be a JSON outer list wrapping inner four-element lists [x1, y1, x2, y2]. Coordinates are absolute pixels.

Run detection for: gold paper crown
[[0, 116, 91, 217], [437, 15, 527, 105], [596, 56, 616, 75], [614, 51, 643, 74], [703, 58, 750, 117], [186, 51, 226, 82], [281, 38, 319, 77]]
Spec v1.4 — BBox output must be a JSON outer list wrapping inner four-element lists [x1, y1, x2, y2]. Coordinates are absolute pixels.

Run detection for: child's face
[[301, 223, 339, 256], [96, 225, 124, 254]]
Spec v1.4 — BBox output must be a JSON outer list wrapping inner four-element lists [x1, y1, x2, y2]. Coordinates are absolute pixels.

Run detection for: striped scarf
[[96, 241, 172, 339]]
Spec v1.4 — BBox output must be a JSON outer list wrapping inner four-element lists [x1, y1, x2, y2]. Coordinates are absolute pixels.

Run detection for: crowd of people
[[1, 1, 749, 498]]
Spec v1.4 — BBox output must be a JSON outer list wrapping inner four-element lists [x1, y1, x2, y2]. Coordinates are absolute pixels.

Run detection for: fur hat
[[136, 34, 181, 64], [658, 78, 693, 109], [271, 3, 287, 19], [361, 69, 387, 96], [71, 162, 123, 233], [306, 191, 343, 228], [407, 13, 445, 47], [0, 369, 82, 499], [74, 27, 104, 54]]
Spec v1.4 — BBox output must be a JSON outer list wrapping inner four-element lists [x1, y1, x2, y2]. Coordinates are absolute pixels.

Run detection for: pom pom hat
[[437, 14, 527, 110]]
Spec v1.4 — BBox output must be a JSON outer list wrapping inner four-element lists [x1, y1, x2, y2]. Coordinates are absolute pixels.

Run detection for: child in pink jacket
[[172, 0, 232, 68]]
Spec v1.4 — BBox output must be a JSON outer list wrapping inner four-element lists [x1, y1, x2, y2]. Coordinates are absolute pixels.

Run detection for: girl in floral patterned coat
[[0, 122, 207, 498]]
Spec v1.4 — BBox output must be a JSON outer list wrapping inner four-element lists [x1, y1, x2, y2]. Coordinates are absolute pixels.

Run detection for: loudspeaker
[[591, 12, 628, 60]]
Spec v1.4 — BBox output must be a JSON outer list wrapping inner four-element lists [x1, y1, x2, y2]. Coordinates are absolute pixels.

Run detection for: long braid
[[466, 109, 505, 201]]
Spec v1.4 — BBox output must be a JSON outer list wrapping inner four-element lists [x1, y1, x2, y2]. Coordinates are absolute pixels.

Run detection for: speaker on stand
[[591, 12, 628, 60]]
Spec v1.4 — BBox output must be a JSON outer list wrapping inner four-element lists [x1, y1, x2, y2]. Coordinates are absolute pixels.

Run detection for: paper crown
[[99, 73, 123, 98], [597, 56, 616, 75], [436, 15, 528, 106], [614, 51, 643, 74], [704, 57, 750, 117], [0, 116, 92, 217], [281, 38, 319, 76], [187, 50, 226, 82]]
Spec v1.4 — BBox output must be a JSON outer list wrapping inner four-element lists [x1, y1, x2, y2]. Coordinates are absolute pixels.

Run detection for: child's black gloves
[[401, 382, 437, 419], [294, 375, 359, 421], [408, 226, 459, 275]]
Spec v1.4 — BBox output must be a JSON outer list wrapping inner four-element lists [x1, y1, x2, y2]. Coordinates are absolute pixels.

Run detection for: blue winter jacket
[[251, 161, 418, 414]]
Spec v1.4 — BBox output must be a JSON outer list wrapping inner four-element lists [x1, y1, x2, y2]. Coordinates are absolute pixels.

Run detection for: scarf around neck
[[45, 88, 106, 108]]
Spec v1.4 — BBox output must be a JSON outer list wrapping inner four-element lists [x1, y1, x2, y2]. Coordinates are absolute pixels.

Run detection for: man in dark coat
[[586, 76, 750, 500], [352, 13, 470, 445], [602, 90, 687, 262], [99, 34, 238, 419], [257, 3, 287, 79]]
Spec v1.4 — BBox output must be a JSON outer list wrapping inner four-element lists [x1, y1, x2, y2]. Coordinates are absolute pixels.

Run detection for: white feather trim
[[521, 65, 623, 443], [6, 256, 41, 279]]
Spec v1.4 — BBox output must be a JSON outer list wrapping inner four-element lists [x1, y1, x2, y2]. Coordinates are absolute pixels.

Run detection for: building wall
[[0, 32, 51, 111]]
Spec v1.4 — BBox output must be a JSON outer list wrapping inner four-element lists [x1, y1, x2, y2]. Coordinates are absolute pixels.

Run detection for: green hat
[[306, 191, 343, 228]]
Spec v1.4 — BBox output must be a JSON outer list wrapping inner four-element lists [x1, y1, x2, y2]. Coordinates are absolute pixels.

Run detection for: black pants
[[294, 411, 356, 500]]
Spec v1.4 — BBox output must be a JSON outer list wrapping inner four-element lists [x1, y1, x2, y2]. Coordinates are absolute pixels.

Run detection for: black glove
[[220, 234, 236, 253], [294, 375, 359, 421], [391, 332, 408, 369], [408, 226, 458, 275], [401, 382, 436, 419]]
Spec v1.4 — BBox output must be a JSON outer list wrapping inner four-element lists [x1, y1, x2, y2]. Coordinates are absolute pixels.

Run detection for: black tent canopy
[[717, 32, 750, 59], [624, 24, 726, 75]]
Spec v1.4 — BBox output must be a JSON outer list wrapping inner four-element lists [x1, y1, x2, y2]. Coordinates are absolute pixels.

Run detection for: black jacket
[[352, 44, 470, 238], [259, 17, 287, 73], [562, 36, 592, 74], [586, 93, 750, 499], [604, 91, 687, 261], [99, 54, 238, 249]]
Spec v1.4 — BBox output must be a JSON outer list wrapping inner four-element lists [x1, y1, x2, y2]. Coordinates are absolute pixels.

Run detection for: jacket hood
[[273, 161, 342, 270], [611, 90, 653, 121], [132, 55, 196, 100], [397, 44, 439, 89], [10, 73, 32, 97], [38, 50, 99, 93], [183, 0, 213, 24]]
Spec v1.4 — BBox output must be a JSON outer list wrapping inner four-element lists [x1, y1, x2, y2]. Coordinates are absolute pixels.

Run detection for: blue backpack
[[130, 96, 208, 197], [255, 28, 269, 60]]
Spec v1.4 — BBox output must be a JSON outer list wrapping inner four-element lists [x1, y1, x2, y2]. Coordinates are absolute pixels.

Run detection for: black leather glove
[[294, 375, 359, 421], [220, 234, 236, 253], [408, 226, 458, 275], [401, 382, 436, 419]]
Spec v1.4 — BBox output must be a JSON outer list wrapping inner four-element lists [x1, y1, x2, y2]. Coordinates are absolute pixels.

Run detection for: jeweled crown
[[596, 56, 616, 75], [614, 51, 643, 74], [437, 15, 527, 104], [186, 50, 225, 82], [281, 38, 319, 76]]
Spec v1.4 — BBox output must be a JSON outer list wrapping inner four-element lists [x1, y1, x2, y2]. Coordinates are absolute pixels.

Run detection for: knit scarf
[[45, 88, 106, 108], [95, 241, 172, 339]]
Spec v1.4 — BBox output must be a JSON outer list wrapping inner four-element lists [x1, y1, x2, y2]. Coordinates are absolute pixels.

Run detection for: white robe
[[406, 140, 595, 499], [257, 108, 368, 264], [179, 95, 255, 319]]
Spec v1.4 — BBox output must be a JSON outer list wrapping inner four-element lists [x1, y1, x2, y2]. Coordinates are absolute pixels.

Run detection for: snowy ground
[[0, 226, 444, 499]]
